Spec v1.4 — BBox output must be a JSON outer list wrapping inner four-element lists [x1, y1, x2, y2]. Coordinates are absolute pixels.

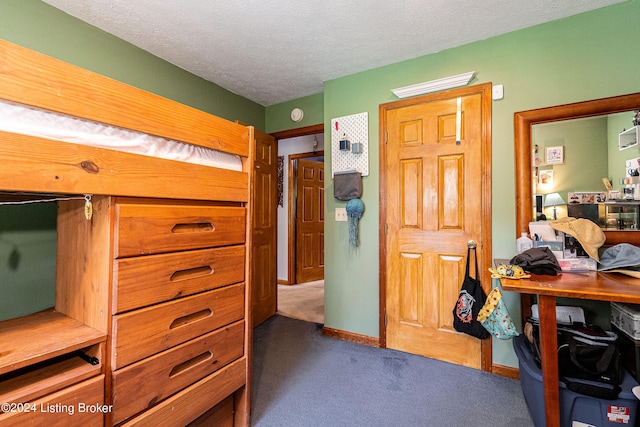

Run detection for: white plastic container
[[516, 232, 533, 254], [611, 302, 640, 340], [514, 334, 639, 427]]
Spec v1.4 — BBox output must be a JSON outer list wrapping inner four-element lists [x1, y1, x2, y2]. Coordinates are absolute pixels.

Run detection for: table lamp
[[544, 192, 566, 220]]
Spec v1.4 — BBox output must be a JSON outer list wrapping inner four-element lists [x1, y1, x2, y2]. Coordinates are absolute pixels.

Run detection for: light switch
[[335, 208, 348, 222]]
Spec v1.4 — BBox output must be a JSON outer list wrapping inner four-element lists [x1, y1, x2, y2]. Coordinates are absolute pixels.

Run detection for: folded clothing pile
[[510, 246, 562, 275]]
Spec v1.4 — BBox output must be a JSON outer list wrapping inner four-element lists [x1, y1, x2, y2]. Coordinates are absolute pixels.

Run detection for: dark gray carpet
[[251, 315, 534, 427]]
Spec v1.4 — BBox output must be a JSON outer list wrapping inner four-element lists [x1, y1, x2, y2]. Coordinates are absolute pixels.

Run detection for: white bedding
[[0, 100, 242, 171]]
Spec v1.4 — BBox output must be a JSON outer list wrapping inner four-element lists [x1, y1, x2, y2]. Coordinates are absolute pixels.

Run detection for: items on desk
[[598, 243, 640, 278], [489, 264, 530, 279], [528, 221, 564, 262], [527, 217, 605, 272], [556, 257, 597, 272], [516, 232, 533, 254], [529, 220, 559, 242], [510, 247, 562, 276], [533, 240, 563, 262], [549, 217, 606, 261]]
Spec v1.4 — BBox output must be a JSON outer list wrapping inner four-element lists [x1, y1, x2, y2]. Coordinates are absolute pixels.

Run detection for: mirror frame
[[514, 92, 640, 246]]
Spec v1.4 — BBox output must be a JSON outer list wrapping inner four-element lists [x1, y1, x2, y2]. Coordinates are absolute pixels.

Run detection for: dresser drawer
[[113, 245, 245, 313], [118, 357, 246, 427], [0, 375, 105, 427], [111, 321, 244, 425], [188, 395, 234, 427], [115, 202, 246, 257], [111, 283, 244, 369]]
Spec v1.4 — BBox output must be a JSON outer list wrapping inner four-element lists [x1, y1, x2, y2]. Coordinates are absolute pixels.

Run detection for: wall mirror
[[514, 92, 640, 246]]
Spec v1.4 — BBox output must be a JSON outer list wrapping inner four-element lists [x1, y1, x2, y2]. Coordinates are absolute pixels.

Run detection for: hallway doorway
[[272, 126, 326, 324], [274, 132, 325, 285]]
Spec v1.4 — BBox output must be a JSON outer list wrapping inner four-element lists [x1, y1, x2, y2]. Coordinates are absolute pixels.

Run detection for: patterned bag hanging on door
[[477, 285, 519, 340], [452, 247, 490, 339]]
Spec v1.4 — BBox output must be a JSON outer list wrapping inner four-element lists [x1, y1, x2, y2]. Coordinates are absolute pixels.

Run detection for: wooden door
[[382, 84, 492, 369], [251, 129, 277, 327], [295, 159, 325, 283]]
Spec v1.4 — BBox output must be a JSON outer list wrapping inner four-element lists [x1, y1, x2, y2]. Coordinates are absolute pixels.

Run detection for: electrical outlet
[[335, 208, 348, 222]]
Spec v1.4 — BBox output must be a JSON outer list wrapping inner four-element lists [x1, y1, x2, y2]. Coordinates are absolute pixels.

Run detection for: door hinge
[[385, 130, 388, 144], [384, 314, 388, 327], [385, 223, 388, 235]]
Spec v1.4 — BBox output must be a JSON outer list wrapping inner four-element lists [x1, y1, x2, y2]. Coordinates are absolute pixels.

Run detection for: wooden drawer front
[[113, 245, 245, 313], [112, 283, 244, 369], [119, 357, 246, 427], [0, 375, 105, 427], [188, 395, 233, 427], [111, 321, 244, 425], [115, 203, 246, 257]]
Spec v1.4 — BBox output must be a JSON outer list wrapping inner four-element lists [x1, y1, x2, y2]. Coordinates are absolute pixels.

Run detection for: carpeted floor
[[277, 280, 324, 324], [251, 315, 534, 427]]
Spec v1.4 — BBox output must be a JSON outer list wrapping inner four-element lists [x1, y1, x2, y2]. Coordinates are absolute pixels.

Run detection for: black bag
[[453, 247, 489, 339], [558, 327, 624, 384], [529, 320, 624, 399]]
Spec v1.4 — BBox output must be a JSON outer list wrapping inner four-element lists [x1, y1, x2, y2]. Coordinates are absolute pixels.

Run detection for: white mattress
[[0, 100, 242, 171]]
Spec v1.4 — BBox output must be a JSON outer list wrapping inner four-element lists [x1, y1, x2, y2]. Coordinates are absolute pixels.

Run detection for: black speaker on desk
[[567, 204, 599, 224]]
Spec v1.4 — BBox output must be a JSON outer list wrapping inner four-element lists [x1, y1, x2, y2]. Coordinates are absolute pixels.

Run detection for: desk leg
[[538, 294, 560, 427]]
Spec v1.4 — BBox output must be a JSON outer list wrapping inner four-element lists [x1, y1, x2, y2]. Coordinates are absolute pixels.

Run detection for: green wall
[[267, 0, 640, 367], [0, 0, 265, 129], [266, 92, 324, 133], [0, 204, 57, 322]]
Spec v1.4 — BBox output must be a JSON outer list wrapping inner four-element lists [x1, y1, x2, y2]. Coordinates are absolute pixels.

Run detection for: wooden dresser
[[0, 196, 250, 426], [107, 197, 248, 425]]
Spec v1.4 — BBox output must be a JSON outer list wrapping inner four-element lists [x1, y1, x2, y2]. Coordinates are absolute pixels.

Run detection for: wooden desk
[[501, 271, 640, 427]]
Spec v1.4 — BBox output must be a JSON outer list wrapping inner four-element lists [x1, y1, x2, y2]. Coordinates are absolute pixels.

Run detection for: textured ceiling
[[43, 0, 625, 106]]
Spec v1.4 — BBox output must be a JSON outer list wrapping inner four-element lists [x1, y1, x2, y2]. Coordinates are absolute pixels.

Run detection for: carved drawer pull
[[169, 309, 213, 329], [170, 266, 214, 282], [171, 222, 215, 233], [169, 351, 212, 378]]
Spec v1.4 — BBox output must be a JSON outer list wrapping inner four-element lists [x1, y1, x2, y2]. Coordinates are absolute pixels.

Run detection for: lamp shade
[[544, 192, 566, 207]]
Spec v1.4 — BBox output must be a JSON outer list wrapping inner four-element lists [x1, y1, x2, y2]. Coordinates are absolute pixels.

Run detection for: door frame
[[378, 84, 493, 372], [271, 124, 324, 285]]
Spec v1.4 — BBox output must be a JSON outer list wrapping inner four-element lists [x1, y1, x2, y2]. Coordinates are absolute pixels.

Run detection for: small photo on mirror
[[545, 146, 564, 165], [539, 169, 553, 185]]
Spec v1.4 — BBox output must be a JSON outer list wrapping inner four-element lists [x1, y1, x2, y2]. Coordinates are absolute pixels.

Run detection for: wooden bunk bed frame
[[0, 40, 254, 426]]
